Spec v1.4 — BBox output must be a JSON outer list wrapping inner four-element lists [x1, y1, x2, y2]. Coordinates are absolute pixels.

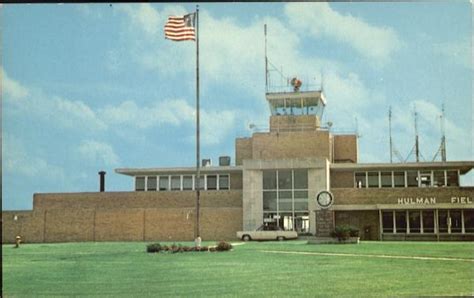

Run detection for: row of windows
[[263, 170, 309, 213], [135, 174, 230, 191], [354, 170, 459, 188], [263, 169, 308, 190], [382, 209, 474, 234]]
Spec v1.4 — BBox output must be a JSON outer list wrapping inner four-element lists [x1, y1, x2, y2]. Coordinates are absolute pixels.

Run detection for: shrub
[[146, 243, 162, 253], [349, 227, 359, 237], [331, 225, 359, 241], [215, 241, 233, 252]]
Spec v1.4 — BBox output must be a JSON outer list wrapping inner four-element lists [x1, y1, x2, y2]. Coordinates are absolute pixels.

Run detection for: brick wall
[[34, 190, 242, 210], [330, 171, 354, 188], [235, 138, 252, 166], [269, 115, 320, 132], [333, 135, 357, 163], [315, 210, 334, 236], [332, 187, 474, 205], [230, 172, 243, 189], [251, 131, 331, 161], [3, 190, 243, 244], [335, 210, 379, 240]]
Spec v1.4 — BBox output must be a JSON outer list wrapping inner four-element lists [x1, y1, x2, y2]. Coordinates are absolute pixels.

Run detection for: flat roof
[[266, 90, 326, 107], [116, 161, 474, 176], [115, 166, 243, 177], [330, 161, 474, 174]]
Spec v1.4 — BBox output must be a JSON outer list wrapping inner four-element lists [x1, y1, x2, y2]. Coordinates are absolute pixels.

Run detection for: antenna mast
[[264, 24, 268, 93], [405, 106, 424, 162], [432, 103, 447, 162], [389, 106, 393, 163], [415, 108, 420, 162]]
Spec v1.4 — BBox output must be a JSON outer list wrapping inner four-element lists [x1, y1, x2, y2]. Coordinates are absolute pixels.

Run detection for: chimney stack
[[98, 171, 106, 192]]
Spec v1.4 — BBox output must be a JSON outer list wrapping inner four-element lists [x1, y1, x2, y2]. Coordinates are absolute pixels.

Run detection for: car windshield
[[257, 224, 282, 231]]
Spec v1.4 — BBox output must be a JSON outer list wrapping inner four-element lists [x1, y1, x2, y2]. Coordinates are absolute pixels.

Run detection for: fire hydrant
[[15, 235, 22, 248], [194, 236, 202, 249]]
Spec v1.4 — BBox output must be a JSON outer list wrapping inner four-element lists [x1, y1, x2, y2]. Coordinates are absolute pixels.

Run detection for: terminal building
[[2, 88, 474, 243]]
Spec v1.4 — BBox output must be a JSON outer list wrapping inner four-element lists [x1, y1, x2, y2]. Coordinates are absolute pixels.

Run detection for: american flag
[[164, 13, 196, 41]]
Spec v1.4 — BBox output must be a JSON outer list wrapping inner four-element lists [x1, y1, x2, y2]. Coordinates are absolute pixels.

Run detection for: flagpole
[[195, 5, 201, 240]]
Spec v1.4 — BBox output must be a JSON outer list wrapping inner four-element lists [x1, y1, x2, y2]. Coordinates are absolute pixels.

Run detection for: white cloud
[[3, 69, 107, 132], [1, 68, 29, 99], [433, 38, 471, 69], [201, 109, 237, 146], [99, 98, 237, 146], [78, 140, 120, 166], [2, 134, 65, 180], [100, 99, 194, 129], [285, 3, 402, 64], [116, 3, 163, 37]]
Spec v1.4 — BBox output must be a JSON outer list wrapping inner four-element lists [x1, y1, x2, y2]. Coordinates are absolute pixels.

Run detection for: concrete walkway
[[262, 250, 474, 263]]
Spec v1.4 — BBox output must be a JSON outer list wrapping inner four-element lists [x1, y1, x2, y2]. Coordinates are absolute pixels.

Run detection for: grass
[[3, 241, 474, 297]]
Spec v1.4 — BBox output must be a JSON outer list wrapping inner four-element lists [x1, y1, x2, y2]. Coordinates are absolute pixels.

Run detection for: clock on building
[[316, 190, 334, 208]]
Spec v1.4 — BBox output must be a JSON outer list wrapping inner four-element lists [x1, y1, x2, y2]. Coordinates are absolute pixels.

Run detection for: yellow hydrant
[[15, 235, 22, 248]]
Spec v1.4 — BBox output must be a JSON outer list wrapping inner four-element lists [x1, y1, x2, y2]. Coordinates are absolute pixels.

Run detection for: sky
[[2, 2, 473, 210]]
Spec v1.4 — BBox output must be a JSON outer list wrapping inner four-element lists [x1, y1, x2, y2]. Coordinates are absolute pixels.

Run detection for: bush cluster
[[146, 241, 232, 254], [216, 241, 233, 251], [331, 225, 359, 241]]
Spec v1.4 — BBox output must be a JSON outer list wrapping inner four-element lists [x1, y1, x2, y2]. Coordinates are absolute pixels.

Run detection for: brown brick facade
[[335, 211, 380, 240], [331, 187, 474, 205], [2, 191, 243, 244]]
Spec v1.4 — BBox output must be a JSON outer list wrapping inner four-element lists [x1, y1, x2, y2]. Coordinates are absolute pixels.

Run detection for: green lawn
[[3, 241, 473, 297]]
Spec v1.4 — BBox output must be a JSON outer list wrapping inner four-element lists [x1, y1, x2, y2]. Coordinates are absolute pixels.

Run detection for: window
[[393, 171, 405, 187], [419, 171, 431, 187], [409, 211, 421, 233], [433, 170, 445, 187], [367, 172, 379, 188], [278, 191, 292, 211], [294, 191, 308, 211], [294, 170, 308, 189], [422, 210, 434, 233], [381, 172, 392, 187], [382, 211, 394, 233], [407, 171, 418, 187], [219, 175, 230, 190], [182, 176, 193, 190], [207, 175, 217, 190], [262, 169, 309, 230], [278, 170, 292, 189], [135, 177, 145, 191], [446, 171, 459, 186], [355, 172, 366, 188], [438, 210, 448, 233], [464, 210, 474, 233], [159, 176, 169, 191], [263, 191, 277, 211], [450, 210, 462, 233], [147, 176, 157, 191], [395, 211, 407, 233], [171, 176, 181, 190], [263, 170, 277, 190], [195, 176, 205, 190]]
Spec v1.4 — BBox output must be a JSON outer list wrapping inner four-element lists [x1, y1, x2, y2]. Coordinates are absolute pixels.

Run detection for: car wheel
[[242, 235, 251, 241], [277, 236, 285, 241]]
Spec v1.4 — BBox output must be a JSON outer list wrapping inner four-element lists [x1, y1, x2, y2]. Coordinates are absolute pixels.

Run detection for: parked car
[[237, 225, 298, 241]]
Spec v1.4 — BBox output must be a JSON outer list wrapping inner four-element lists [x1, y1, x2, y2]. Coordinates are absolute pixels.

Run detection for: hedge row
[[146, 241, 233, 254]]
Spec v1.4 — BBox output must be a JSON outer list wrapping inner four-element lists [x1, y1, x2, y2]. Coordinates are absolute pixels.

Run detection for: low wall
[[2, 207, 242, 244], [3, 190, 243, 244]]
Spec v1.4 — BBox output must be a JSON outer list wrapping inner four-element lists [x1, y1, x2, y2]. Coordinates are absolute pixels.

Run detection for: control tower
[[266, 82, 326, 133]]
